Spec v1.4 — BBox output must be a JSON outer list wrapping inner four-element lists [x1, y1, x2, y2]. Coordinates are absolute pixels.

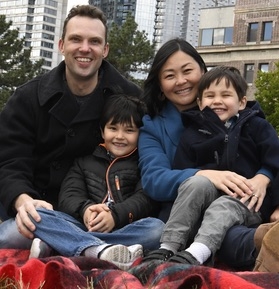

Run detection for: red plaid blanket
[[0, 249, 278, 289]]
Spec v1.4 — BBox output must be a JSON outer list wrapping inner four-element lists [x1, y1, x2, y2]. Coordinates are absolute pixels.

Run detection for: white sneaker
[[29, 238, 53, 259], [99, 244, 143, 270], [128, 244, 143, 260]]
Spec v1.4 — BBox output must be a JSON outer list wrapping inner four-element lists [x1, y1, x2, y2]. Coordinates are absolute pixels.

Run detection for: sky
[[67, 0, 89, 13]]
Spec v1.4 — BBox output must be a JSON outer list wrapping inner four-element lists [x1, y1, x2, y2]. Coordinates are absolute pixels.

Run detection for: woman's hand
[[196, 170, 253, 198], [239, 174, 270, 212]]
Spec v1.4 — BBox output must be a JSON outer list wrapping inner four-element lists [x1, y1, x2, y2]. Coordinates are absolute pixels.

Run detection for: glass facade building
[[90, 0, 235, 49], [0, 0, 69, 71]]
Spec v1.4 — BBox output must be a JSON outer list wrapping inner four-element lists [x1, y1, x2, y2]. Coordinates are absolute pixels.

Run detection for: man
[[0, 5, 141, 248]]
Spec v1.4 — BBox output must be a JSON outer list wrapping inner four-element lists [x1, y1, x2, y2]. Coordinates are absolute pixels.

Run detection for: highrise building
[[0, 0, 69, 71], [90, 0, 235, 49], [156, 0, 235, 48], [91, 0, 137, 27]]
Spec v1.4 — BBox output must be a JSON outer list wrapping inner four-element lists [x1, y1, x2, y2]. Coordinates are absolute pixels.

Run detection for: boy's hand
[[88, 209, 115, 233], [83, 206, 98, 230], [83, 204, 114, 232]]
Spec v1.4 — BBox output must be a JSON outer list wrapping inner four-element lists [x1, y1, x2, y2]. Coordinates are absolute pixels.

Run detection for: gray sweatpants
[[161, 175, 262, 254]]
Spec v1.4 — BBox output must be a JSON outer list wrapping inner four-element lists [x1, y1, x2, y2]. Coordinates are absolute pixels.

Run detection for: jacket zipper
[[102, 147, 137, 205]]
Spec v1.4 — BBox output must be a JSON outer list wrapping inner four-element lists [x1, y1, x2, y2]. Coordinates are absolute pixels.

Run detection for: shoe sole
[[100, 244, 143, 270]]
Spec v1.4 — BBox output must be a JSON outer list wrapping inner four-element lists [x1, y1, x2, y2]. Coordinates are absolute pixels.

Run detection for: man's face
[[59, 16, 109, 83]]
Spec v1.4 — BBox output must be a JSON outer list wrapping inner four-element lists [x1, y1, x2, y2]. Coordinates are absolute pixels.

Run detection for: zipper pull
[[214, 151, 219, 165]]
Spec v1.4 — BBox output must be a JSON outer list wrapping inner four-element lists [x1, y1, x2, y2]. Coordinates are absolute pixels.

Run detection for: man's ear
[[58, 38, 64, 54], [103, 43, 109, 58]]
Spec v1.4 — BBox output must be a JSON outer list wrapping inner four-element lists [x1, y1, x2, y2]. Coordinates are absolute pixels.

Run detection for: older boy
[[29, 94, 164, 270]]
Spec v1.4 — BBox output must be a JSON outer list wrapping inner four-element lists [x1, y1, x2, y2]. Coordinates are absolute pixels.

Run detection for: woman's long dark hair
[[142, 38, 207, 117]]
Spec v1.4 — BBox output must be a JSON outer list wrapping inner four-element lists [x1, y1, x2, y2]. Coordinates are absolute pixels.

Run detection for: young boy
[[29, 94, 164, 270], [143, 66, 279, 266]]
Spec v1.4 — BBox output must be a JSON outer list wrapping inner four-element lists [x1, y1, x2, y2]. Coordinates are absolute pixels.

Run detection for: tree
[[106, 13, 155, 85], [0, 15, 44, 110], [255, 62, 279, 133]]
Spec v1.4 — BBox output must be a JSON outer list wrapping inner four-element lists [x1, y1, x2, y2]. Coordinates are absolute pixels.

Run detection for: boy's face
[[197, 78, 247, 122], [101, 120, 139, 157]]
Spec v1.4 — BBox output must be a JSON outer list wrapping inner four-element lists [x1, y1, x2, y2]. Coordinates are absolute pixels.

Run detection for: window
[[43, 16, 56, 24], [244, 64, 254, 83], [43, 24, 55, 32], [213, 28, 224, 45], [42, 32, 54, 41], [262, 22, 272, 41], [44, 7, 57, 16], [26, 24, 33, 30], [247, 23, 258, 42], [224, 27, 233, 44], [259, 63, 269, 72], [40, 49, 53, 58], [200, 27, 233, 46], [201, 29, 213, 46], [25, 41, 31, 47], [44, 60, 52, 67], [25, 32, 32, 39], [27, 8, 34, 14], [45, 0, 58, 8], [41, 41, 53, 49], [27, 16, 33, 22]]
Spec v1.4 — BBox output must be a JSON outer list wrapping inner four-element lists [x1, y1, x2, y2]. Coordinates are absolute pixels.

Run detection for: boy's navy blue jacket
[[173, 101, 279, 222]]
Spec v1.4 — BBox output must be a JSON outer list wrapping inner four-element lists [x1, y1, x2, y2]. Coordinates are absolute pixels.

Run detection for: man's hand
[[15, 193, 53, 239], [270, 207, 279, 222]]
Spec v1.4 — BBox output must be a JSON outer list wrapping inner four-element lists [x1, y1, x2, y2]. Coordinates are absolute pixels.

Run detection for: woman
[[138, 38, 271, 269]]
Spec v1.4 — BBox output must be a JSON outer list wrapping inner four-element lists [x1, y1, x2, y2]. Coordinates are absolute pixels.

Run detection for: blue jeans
[[217, 225, 257, 270], [0, 208, 164, 256], [0, 202, 8, 222]]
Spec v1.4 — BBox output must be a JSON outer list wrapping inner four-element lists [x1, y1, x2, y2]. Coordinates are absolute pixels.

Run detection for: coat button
[[52, 161, 61, 170], [67, 128, 75, 137]]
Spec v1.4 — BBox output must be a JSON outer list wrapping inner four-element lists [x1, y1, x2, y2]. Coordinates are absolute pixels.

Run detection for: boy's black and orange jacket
[[58, 144, 157, 229]]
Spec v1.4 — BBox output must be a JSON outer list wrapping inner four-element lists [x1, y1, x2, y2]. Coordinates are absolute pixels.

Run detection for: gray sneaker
[[99, 244, 143, 270], [29, 238, 53, 259]]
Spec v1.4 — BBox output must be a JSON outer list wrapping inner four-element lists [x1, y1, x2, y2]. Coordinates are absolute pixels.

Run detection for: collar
[[38, 60, 115, 107], [224, 114, 239, 129]]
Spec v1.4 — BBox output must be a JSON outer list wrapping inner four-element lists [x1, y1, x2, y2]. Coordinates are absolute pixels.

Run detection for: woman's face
[[159, 50, 204, 111]]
